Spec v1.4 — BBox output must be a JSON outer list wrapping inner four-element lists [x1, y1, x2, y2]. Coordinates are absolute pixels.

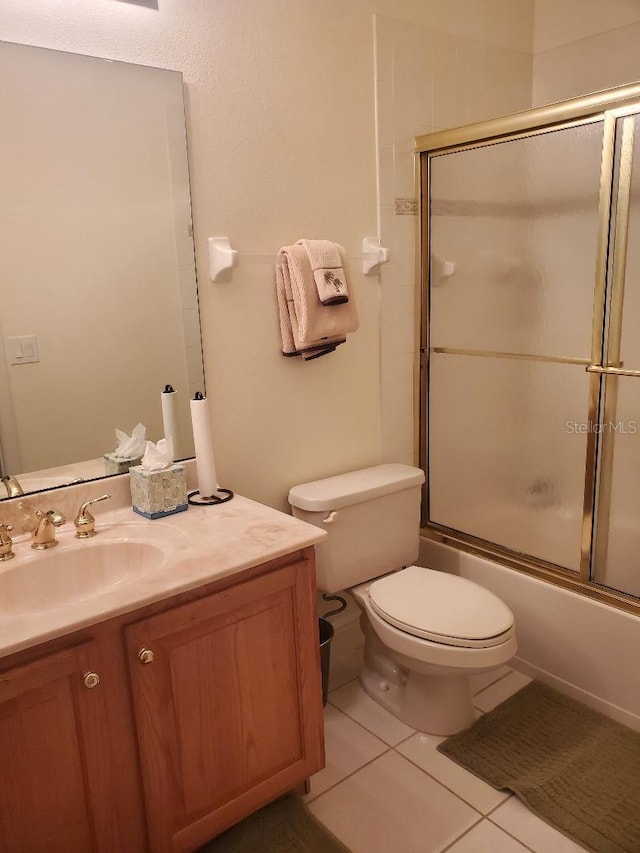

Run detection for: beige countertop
[[0, 469, 326, 659]]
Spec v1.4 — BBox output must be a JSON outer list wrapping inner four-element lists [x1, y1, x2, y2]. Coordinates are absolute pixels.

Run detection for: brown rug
[[438, 681, 640, 853], [201, 796, 350, 853]]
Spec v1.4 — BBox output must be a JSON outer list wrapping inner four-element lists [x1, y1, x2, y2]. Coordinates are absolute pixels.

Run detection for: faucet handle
[[0, 523, 15, 562], [47, 509, 66, 527], [74, 494, 111, 539]]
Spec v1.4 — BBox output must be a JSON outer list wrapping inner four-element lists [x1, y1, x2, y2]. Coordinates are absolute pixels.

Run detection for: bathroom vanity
[[0, 486, 326, 852]]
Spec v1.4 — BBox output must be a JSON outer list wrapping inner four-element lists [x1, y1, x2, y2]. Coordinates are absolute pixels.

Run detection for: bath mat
[[438, 681, 640, 853], [201, 795, 350, 853]]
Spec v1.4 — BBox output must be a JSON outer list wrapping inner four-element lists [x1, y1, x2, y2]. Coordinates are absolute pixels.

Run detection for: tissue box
[[104, 453, 143, 475], [129, 464, 188, 519]]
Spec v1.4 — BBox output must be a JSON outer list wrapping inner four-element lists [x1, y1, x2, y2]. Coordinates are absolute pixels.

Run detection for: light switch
[[8, 335, 39, 365]]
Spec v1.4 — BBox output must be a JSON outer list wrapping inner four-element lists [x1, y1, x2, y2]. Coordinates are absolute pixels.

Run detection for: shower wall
[[533, 0, 640, 106], [374, 12, 533, 466]]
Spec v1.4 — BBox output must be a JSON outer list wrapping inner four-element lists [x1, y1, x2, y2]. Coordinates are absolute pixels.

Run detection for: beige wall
[[0, 0, 534, 511], [533, 0, 640, 105], [374, 10, 533, 465]]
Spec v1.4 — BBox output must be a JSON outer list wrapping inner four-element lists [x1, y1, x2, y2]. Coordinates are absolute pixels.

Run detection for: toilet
[[289, 463, 517, 735]]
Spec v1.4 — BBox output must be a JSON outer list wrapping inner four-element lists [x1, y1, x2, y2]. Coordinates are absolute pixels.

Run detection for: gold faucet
[[1, 475, 24, 498], [74, 494, 111, 538], [32, 509, 66, 550], [0, 523, 15, 561]]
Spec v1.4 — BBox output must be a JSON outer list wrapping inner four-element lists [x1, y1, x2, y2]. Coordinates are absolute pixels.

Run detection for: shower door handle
[[586, 364, 640, 378]]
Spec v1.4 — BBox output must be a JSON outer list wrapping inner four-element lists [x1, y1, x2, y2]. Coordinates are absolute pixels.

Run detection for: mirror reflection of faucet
[[1, 475, 24, 498]]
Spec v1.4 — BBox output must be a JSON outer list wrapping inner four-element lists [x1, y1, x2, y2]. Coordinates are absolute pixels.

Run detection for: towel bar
[[362, 236, 390, 275], [208, 236, 239, 281]]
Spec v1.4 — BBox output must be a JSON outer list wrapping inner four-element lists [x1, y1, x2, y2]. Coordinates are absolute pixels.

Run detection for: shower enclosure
[[418, 83, 640, 611]]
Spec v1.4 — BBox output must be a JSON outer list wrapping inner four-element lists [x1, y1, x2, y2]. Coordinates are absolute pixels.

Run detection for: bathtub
[[419, 535, 640, 730]]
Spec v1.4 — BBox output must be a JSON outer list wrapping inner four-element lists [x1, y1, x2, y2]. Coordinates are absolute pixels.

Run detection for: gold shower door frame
[[416, 83, 640, 615]]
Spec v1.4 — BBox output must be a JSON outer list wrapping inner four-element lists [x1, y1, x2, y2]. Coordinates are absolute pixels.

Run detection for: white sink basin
[[0, 539, 166, 615]]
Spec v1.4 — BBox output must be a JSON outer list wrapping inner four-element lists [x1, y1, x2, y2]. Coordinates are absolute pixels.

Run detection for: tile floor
[[305, 667, 588, 853]]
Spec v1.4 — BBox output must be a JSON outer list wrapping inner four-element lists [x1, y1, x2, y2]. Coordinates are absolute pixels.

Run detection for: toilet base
[[359, 660, 477, 736], [360, 617, 477, 736]]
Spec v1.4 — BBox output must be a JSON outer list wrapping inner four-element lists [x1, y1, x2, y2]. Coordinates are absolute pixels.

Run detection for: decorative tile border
[[395, 197, 418, 216]]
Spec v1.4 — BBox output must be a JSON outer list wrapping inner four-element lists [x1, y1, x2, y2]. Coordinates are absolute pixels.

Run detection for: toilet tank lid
[[288, 464, 425, 512]]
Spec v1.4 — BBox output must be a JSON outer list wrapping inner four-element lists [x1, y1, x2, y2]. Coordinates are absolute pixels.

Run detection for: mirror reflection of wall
[[0, 42, 204, 497]]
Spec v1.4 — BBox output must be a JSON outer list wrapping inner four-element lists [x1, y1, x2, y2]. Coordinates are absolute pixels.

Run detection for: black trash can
[[318, 617, 334, 707]]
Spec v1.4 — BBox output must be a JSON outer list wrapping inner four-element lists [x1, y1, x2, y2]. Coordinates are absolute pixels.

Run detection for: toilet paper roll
[[161, 385, 178, 461], [189, 392, 218, 498]]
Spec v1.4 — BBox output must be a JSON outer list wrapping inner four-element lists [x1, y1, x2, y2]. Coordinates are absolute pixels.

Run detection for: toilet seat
[[368, 565, 514, 649]]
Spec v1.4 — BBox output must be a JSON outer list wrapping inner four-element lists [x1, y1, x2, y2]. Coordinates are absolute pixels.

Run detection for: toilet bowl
[[288, 464, 517, 736], [350, 566, 516, 734]]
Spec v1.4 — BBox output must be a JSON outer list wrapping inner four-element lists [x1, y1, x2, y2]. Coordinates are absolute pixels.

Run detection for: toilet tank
[[288, 464, 425, 593]]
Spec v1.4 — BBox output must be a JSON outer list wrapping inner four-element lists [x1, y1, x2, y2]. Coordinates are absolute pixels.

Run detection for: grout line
[[437, 815, 485, 852], [485, 815, 537, 852], [327, 686, 416, 746], [484, 799, 538, 852], [484, 799, 510, 819], [394, 730, 417, 748], [471, 669, 512, 698], [327, 674, 359, 693], [304, 744, 394, 804], [395, 746, 495, 819], [533, 19, 640, 60], [472, 670, 515, 701]]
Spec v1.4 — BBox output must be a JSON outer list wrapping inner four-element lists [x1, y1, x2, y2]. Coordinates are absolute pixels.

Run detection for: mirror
[[0, 42, 203, 500]]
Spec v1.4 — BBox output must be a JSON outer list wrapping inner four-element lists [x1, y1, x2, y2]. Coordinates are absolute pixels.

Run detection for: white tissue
[[140, 438, 174, 473], [113, 423, 147, 459]]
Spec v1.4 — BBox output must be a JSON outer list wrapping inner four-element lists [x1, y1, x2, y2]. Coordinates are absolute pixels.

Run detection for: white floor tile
[[303, 705, 387, 802], [473, 671, 531, 713], [469, 666, 513, 696], [329, 680, 415, 745], [446, 819, 530, 852], [397, 733, 510, 814], [308, 750, 480, 853], [490, 797, 587, 852]]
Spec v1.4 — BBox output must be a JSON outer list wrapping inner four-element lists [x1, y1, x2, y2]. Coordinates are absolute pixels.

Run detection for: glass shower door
[[591, 114, 640, 596], [427, 121, 606, 572]]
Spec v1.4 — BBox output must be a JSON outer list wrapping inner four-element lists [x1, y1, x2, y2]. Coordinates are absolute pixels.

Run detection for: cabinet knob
[[138, 648, 155, 665], [83, 671, 100, 689]]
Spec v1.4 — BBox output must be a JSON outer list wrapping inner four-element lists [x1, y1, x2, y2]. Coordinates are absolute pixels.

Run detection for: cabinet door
[[126, 558, 324, 853], [0, 641, 119, 853]]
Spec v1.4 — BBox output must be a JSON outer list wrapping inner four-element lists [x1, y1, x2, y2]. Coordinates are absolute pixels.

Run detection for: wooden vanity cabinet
[[126, 558, 324, 852], [0, 641, 121, 853], [0, 548, 324, 853]]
